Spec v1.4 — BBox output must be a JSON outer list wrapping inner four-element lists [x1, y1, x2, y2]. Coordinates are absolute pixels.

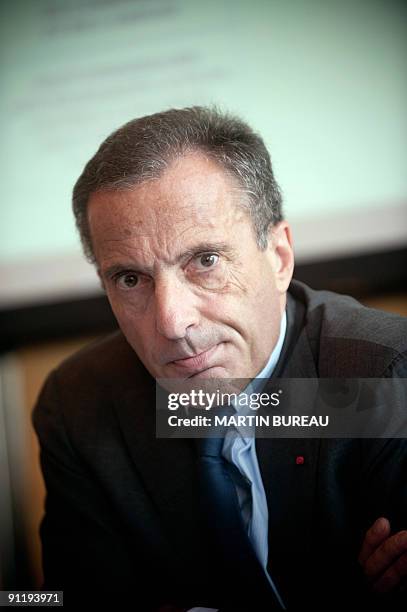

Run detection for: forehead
[[87, 153, 251, 265]]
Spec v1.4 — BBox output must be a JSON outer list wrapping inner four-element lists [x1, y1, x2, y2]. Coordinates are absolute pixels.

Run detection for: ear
[[267, 221, 295, 294]]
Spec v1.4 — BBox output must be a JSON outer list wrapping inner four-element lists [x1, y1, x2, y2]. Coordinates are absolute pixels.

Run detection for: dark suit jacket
[[32, 280, 407, 610]]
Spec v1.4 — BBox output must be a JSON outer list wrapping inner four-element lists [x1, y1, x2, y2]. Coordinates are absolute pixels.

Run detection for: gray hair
[[72, 105, 284, 264]]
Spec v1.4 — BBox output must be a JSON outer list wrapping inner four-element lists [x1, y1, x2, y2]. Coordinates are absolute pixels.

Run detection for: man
[[32, 106, 407, 610]]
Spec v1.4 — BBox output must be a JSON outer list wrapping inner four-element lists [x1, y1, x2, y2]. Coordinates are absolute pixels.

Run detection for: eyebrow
[[100, 241, 235, 279]]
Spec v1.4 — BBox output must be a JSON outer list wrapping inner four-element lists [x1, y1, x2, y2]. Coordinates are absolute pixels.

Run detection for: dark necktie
[[195, 407, 283, 610]]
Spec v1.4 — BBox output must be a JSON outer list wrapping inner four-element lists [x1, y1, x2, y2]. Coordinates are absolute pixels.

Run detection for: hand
[[358, 517, 407, 594]]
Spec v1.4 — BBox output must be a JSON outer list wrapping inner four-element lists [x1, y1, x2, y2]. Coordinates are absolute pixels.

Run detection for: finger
[[372, 551, 407, 593], [358, 517, 391, 566], [364, 530, 407, 581]]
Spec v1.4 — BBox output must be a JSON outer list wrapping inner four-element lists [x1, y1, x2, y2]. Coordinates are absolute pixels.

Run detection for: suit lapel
[[255, 288, 321, 605]]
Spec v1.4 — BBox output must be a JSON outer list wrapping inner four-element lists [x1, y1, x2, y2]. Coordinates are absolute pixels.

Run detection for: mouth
[[169, 344, 220, 373]]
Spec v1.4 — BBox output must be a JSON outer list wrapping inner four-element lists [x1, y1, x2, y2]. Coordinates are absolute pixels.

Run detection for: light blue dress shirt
[[222, 310, 287, 610]]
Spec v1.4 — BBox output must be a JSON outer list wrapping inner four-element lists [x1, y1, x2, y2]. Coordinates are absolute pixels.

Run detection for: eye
[[115, 272, 139, 289], [194, 253, 219, 270]]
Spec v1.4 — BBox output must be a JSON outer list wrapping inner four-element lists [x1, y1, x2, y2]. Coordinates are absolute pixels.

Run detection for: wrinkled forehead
[[87, 153, 251, 256]]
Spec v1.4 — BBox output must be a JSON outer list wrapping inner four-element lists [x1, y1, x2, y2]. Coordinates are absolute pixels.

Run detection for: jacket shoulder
[[289, 280, 407, 376], [51, 329, 147, 388], [32, 330, 150, 445]]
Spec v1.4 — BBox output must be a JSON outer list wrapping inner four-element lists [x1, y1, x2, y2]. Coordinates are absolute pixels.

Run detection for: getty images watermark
[[155, 378, 407, 438]]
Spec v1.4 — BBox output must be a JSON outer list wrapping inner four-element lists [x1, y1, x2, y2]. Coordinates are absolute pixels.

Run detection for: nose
[[154, 276, 200, 340]]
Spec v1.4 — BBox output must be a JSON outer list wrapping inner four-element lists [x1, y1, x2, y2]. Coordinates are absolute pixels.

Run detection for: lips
[[170, 344, 219, 373]]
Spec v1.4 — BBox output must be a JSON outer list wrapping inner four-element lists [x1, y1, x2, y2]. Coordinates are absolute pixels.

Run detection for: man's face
[[88, 153, 294, 380]]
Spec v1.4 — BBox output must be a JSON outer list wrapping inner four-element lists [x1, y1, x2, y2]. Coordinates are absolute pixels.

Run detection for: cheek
[[108, 298, 151, 348], [109, 298, 132, 333], [245, 272, 279, 331], [197, 294, 244, 337]]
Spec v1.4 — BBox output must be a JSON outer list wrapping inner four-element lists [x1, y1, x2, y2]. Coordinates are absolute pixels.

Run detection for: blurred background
[[0, 0, 406, 590]]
